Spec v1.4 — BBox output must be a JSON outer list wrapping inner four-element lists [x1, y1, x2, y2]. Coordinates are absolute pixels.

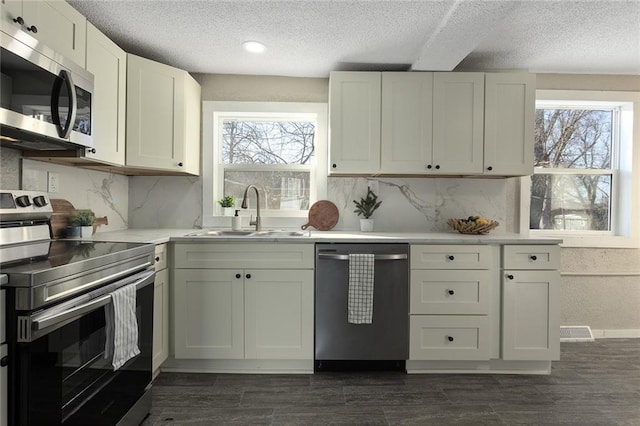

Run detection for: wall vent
[[560, 325, 594, 342]]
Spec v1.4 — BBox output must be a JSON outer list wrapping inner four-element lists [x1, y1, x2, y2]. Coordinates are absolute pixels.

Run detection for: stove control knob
[[15, 195, 31, 207], [33, 195, 48, 207]]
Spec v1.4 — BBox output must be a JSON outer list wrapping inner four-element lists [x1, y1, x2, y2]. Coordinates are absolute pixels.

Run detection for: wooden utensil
[[301, 200, 339, 231]]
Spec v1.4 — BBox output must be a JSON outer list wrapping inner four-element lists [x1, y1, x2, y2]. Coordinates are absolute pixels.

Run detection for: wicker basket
[[447, 218, 499, 235]]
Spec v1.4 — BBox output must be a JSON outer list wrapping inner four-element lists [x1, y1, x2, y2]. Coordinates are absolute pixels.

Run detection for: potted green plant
[[70, 210, 95, 238], [218, 195, 236, 216], [353, 188, 382, 232]]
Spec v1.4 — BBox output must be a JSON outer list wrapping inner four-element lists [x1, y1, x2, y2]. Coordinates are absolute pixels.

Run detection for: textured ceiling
[[68, 0, 640, 78]]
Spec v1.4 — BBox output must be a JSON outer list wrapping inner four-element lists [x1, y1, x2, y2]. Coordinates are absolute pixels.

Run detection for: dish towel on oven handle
[[348, 253, 375, 324], [104, 283, 140, 370]]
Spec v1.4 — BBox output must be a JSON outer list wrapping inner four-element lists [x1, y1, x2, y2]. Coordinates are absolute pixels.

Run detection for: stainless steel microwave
[[0, 26, 94, 152]]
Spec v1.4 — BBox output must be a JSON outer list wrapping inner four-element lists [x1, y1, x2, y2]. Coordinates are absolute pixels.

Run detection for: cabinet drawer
[[503, 245, 560, 270], [410, 315, 490, 360], [410, 270, 490, 315], [154, 244, 168, 271], [174, 243, 314, 269], [411, 245, 491, 269]]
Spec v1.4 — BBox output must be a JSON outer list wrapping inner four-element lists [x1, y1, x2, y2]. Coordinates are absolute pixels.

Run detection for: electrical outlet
[[47, 172, 60, 193], [367, 179, 379, 194]]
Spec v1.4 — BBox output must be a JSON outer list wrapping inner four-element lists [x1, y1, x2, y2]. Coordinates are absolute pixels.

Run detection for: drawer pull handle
[[235, 273, 241, 279], [448, 255, 455, 261], [447, 336, 454, 342], [246, 273, 251, 279], [447, 289, 455, 295], [507, 274, 514, 280], [155, 256, 160, 262], [530, 255, 537, 261]]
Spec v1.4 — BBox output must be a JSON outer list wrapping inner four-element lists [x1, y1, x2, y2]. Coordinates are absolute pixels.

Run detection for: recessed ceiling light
[[242, 40, 266, 53]]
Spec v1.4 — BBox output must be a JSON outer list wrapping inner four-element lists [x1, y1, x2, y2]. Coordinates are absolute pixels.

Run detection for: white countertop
[[89, 228, 562, 245]]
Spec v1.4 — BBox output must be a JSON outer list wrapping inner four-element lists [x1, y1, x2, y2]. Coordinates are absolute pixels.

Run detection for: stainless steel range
[[0, 190, 155, 425]]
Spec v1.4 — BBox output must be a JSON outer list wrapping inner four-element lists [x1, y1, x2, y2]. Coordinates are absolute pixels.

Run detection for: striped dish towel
[[104, 284, 140, 370], [348, 253, 375, 324]]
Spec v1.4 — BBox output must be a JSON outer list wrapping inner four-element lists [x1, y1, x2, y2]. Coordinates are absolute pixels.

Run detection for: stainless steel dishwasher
[[315, 243, 409, 369]]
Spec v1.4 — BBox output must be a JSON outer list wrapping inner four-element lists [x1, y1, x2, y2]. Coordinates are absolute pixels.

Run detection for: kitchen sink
[[186, 229, 308, 237]]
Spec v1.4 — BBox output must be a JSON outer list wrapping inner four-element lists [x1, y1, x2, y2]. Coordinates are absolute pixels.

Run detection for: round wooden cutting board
[[301, 200, 339, 231]]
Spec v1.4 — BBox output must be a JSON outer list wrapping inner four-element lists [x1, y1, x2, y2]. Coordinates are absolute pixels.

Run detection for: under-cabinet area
[[162, 239, 560, 375]]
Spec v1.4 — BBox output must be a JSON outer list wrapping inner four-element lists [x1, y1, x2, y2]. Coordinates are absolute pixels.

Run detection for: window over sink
[[202, 102, 327, 227]]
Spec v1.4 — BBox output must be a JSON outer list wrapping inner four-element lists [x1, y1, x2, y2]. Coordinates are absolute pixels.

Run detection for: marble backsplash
[[0, 148, 129, 232], [127, 175, 509, 233]]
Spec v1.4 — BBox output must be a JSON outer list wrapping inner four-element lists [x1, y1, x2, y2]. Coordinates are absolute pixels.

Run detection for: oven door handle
[[317, 253, 408, 261], [20, 269, 154, 342]]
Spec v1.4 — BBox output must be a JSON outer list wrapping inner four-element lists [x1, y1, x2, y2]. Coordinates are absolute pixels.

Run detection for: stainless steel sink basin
[[187, 229, 308, 238]]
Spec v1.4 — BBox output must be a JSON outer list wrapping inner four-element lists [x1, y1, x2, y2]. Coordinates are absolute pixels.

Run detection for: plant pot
[[360, 218, 374, 232], [223, 207, 235, 216], [80, 226, 93, 238]]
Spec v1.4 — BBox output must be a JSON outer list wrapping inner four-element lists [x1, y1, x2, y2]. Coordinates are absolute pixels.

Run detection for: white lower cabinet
[[502, 245, 561, 361], [152, 244, 169, 373], [410, 315, 490, 360], [172, 243, 314, 365]]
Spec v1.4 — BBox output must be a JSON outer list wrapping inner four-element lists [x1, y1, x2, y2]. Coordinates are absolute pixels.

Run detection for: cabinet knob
[[332, 163, 337, 169], [155, 256, 160, 262], [178, 162, 183, 167], [447, 336, 454, 342], [245, 273, 251, 279], [435, 165, 440, 170], [89, 148, 96, 154], [235, 273, 241, 279], [487, 166, 493, 171], [448, 255, 455, 261], [13, 16, 25, 26], [507, 274, 514, 280], [530, 255, 537, 261], [26, 25, 37, 33], [426, 164, 432, 170], [0, 356, 7, 367], [447, 289, 455, 295]]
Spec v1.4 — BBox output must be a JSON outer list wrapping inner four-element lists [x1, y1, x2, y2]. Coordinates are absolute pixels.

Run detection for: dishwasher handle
[[317, 253, 407, 261]]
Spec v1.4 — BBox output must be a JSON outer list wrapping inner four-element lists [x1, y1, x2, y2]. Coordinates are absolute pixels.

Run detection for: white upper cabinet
[[126, 54, 201, 175], [85, 22, 126, 166], [329, 71, 381, 174], [1, 0, 86, 65], [381, 72, 434, 174], [484, 73, 535, 176], [432, 72, 485, 175]]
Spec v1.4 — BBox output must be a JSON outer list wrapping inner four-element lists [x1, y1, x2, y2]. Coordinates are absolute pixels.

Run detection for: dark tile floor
[[142, 339, 640, 425]]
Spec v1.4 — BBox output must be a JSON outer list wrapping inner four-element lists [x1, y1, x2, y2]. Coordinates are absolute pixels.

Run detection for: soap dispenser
[[231, 210, 241, 231]]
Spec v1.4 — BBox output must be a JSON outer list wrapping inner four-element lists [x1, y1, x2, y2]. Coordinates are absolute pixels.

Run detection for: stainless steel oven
[[0, 190, 154, 426]]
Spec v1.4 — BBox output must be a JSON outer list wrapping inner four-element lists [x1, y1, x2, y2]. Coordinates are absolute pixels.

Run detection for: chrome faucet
[[241, 185, 262, 231]]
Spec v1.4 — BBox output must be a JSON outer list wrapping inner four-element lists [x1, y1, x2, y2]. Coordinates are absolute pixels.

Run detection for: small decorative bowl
[[447, 218, 499, 235]]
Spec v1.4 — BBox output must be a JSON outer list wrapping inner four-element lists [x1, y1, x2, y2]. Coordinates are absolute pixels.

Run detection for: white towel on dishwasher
[[348, 253, 375, 324], [104, 284, 140, 370]]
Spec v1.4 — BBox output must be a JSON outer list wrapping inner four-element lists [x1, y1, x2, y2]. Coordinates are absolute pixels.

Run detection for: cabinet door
[[182, 72, 201, 175], [85, 23, 126, 166], [502, 270, 560, 360], [244, 270, 314, 360], [22, 0, 86, 65], [432, 73, 484, 174], [484, 73, 535, 176], [381, 72, 433, 173], [152, 267, 169, 372], [126, 54, 187, 172], [1, 1, 23, 30], [329, 71, 381, 174], [410, 270, 490, 315], [174, 269, 244, 359]]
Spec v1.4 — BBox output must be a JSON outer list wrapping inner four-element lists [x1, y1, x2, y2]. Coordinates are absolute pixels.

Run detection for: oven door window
[[17, 283, 152, 425]]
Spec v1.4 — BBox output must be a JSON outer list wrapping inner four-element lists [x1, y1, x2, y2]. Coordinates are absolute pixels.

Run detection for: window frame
[[202, 101, 328, 228], [519, 90, 640, 248]]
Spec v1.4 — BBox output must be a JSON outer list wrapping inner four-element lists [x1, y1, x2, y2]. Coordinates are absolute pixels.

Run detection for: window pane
[[222, 120, 315, 165], [534, 109, 612, 169], [530, 173, 611, 231], [224, 170, 311, 211]]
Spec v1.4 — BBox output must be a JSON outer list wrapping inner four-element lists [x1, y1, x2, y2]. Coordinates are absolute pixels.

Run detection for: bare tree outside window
[[531, 108, 614, 231], [221, 120, 316, 211]]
